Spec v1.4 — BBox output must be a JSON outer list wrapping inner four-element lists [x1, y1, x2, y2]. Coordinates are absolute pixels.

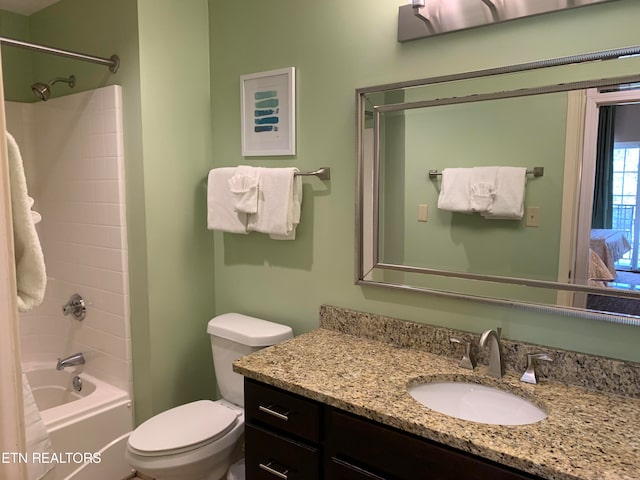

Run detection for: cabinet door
[[245, 424, 319, 480], [326, 409, 541, 480]]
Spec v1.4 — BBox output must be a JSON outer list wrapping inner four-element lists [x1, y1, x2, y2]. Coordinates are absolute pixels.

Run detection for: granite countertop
[[234, 328, 640, 480]]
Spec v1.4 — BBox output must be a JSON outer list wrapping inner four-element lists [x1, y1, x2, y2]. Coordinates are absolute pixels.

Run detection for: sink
[[408, 381, 547, 426]]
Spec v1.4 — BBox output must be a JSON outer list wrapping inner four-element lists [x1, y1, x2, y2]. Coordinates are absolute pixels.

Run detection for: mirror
[[356, 46, 640, 325]]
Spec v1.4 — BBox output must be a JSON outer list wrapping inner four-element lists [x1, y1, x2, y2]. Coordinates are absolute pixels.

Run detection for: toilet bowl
[[125, 314, 293, 480], [126, 400, 244, 480]]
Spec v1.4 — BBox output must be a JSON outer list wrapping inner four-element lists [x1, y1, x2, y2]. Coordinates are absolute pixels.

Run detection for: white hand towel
[[248, 167, 301, 239], [7, 131, 46, 312], [269, 172, 302, 240], [207, 168, 249, 234], [437, 168, 472, 213], [469, 166, 498, 212], [228, 165, 260, 214], [482, 167, 527, 219]]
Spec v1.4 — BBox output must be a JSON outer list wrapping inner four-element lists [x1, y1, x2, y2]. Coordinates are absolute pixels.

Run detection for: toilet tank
[[207, 313, 293, 407]]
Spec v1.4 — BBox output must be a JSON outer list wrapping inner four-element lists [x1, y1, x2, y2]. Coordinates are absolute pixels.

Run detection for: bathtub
[[23, 363, 134, 480]]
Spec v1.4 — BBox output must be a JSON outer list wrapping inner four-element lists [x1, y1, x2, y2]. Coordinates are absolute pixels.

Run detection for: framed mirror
[[355, 46, 640, 325]]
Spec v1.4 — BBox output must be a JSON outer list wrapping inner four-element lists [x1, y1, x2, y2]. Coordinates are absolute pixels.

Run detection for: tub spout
[[56, 352, 85, 370]]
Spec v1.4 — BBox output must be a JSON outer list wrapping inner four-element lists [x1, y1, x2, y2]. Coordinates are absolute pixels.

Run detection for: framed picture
[[240, 67, 296, 156]]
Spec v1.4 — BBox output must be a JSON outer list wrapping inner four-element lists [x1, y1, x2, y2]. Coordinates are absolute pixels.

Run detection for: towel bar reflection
[[428, 167, 543, 179]]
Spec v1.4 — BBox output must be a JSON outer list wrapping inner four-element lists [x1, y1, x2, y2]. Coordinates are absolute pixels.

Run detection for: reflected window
[[613, 143, 640, 270]]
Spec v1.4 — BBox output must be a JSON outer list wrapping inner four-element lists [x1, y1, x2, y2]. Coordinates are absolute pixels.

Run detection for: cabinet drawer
[[245, 424, 319, 480], [326, 409, 541, 480], [328, 458, 388, 480], [245, 378, 321, 443]]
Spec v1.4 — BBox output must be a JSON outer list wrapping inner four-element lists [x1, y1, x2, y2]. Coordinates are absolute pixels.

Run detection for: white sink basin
[[408, 381, 547, 426]]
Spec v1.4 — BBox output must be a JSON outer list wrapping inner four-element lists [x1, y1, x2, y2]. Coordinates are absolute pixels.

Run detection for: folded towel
[[207, 168, 249, 234], [482, 167, 527, 220], [437, 168, 472, 213], [247, 167, 301, 239], [7, 132, 46, 312], [228, 165, 260, 214], [22, 373, 54, 480], [469, 166, 498, 212], [269, 172, 302, 240]]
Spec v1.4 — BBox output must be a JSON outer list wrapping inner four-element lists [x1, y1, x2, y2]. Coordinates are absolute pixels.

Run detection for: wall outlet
[[526, 207, 540, 227], [418, 204, 428, 222]]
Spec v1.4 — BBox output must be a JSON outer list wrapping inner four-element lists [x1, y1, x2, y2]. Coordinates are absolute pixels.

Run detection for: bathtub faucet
[[56, 352, 85, 370]]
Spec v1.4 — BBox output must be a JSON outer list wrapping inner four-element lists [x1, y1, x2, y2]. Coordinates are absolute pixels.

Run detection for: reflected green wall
[[399, 95, 566, 282], [209, 0, 640, 362]]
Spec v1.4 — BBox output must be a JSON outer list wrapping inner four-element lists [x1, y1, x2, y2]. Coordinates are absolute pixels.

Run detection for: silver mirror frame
[[355, 45, 640, 327]]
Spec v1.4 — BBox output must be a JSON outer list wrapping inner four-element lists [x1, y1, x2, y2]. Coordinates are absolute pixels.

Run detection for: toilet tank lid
[[207, 313, 293, 346]]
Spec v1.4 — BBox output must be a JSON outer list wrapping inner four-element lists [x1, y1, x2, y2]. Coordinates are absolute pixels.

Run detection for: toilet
[[125, 313, 293, 480]]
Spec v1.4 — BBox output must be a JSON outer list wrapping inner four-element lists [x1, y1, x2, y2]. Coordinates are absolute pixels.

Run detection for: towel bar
[[295, 167, 331, 180], [203, 167, 331, 185], [428, 167, 543, 179]]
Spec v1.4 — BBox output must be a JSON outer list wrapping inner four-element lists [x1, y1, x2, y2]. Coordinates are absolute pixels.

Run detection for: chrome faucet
[[479, 328, 504, 378], [56, 352, 85, 370]]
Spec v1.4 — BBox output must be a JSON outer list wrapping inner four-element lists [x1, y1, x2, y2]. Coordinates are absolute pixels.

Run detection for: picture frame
[[240, 67, 296, 156]]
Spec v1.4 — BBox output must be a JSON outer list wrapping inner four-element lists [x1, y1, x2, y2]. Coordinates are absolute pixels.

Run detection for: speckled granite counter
[[234, 326, 640, 480]]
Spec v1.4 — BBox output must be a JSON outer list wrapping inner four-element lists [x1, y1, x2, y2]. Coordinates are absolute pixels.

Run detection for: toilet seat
[[128, 400, 240, 457]]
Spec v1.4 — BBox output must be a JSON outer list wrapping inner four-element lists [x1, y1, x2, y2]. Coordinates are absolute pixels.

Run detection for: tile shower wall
[[6, 86, 131, 393]]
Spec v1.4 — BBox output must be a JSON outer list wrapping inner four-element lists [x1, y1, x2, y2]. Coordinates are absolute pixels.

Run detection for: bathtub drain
[[73, 375, 82, 392]]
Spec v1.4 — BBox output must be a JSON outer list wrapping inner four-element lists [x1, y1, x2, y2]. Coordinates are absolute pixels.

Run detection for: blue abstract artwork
[[253, 90, 280, 133], [241, 66, 295, 155]]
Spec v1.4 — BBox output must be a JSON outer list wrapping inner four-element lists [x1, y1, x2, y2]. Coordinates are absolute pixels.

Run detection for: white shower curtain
[[0, 58, 28, 480]]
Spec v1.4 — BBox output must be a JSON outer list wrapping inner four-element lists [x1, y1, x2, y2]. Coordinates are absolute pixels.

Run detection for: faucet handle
[[520, 353, 553, 384], [450, 337, 476, 370]]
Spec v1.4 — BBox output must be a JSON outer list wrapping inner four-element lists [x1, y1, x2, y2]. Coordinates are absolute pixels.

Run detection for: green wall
[[209, 0, 640, 363], [136, 0, 215, 419], [0, 11, 31, 102]]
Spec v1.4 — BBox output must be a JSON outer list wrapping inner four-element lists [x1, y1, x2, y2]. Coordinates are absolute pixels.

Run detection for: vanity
[[234, 306, 640, 480]]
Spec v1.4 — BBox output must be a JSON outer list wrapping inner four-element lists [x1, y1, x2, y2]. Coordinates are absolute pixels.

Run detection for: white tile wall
[[6, 86, 132, 393]]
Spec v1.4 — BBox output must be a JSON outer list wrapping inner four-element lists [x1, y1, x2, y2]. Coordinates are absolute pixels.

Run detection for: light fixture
[[398, 0, 618, 42], [410, 0, 428, 23]]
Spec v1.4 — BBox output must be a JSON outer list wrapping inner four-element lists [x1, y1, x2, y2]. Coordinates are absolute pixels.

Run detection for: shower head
[[30, 75, 76, 101]]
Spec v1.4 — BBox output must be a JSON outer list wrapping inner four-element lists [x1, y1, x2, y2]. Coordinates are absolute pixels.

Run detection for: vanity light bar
[[428, 167, 544, 179]]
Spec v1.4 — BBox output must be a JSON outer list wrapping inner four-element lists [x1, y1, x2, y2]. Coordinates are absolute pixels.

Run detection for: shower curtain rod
[[0, 36, 119, 73]]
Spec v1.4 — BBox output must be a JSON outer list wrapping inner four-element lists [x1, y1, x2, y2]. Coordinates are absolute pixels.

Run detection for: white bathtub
[[23, 364, 134, 480]]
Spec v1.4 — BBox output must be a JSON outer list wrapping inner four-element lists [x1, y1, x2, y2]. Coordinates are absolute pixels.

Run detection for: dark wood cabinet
[[244, 378, 544, 480], [244, 379, 321, 479]]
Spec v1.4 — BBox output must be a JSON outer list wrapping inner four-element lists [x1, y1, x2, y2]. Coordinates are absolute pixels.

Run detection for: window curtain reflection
[[591, 105, 616, 229]]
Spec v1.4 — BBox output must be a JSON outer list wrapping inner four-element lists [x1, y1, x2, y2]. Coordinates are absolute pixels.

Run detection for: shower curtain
[[0, 58, 28, 479]]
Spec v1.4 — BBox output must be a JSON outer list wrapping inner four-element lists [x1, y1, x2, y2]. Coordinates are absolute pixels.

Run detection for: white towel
[[228, 165, 260, 214], [22, 373, 54, 480], [7, 132, 46, 312], [437, 168, 471, 213], [269, 172, 302, 240], [247, 168, 301, 239], [469, 166, 498, 212], [482, 167, 527, 219], [207, 168, 249, 234]]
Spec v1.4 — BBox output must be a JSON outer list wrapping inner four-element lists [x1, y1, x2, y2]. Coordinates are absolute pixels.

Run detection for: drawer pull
[[258, 404, 290, 421], [259, 461, 289, 479]]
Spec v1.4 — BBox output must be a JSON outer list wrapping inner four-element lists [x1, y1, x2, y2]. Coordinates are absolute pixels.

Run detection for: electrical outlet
[[526, 207, 540, 227]]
